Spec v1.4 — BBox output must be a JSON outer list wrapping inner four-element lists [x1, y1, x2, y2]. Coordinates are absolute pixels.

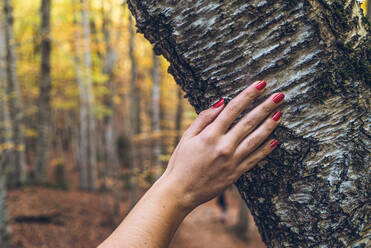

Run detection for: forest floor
[[8, 186, 266, 248]]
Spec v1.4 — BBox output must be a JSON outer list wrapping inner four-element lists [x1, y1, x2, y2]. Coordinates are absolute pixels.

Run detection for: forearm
[[98, 176, 191, 248]]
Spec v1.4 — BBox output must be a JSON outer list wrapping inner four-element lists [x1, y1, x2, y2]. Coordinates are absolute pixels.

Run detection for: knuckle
[[198, 110, 212, 120], [262, 104, 273, 113], [246, 137, 258, 148], [227, 102, 240, 116], [199, 131, 215, 144], [265, 123, 276, 133], [216, 144, 234, 157], [226, 174, 237, 185], [242, 88, 256, 100], [241, 118, 256, 132]]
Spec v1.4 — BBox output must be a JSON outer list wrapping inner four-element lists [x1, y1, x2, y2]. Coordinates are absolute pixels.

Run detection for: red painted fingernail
[[213, 98, 224, 108], [272, 111, 282, 121], [273, 93, 285, 104], [270, 140, 279, 148], [256, 81, 267, 91]]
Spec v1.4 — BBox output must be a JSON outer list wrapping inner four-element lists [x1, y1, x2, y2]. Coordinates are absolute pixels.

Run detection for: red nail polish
[[270, 140, 279, 148], [272, 111, 282, 121], [273, 93, 285, 104], [256, 81, 267, 91], [213, 98, 224, 108]]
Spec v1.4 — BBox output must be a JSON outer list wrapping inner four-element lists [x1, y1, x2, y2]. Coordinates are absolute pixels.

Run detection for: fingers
[[228, 92, 285, 146], [185, 98, 225, 137], [212, 81, 267, 133], [234, 110, 282, 161], [236, 139, 279, 174]]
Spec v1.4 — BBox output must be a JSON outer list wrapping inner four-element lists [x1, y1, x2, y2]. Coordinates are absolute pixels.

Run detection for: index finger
[[212, 81, 267, 133]]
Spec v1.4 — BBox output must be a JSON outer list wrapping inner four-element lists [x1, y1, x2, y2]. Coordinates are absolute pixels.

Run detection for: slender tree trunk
[[102, 0, 120, 217], [3, 0, 27, 186], [72, 1, 89, 190], [128, 14, 141, 207], [0, 6, 10, 247], [81, 0, 97, 190], [128, 1, 370, 247], [151, 51, 161, 177], [34, 0, 52, 184], [0, 0, 11, 172]]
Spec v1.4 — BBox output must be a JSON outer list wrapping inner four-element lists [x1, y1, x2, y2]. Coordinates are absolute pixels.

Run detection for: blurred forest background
[[0, 0, 369, 247]]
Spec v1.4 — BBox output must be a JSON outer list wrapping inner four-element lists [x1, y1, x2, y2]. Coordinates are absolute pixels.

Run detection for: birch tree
[[151, 51, 161, 177], [3, 0, 26, 186], [101, 0, 120, 217], [34, 0, 52, 184], [127, 0, 370, 247], [78, 0, 98, 190]]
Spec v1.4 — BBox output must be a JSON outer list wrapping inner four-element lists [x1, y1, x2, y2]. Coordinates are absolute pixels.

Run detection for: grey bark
[[128, 14, 141, 207], [72, 1, 88, 190], [0, 6, 10, 247], [3, 0, 27, 186], [368, 0, 371, 22], [34, 0, 52, 184], [127, 1, 370, 247], [0, 0, 11, 171], [102, 0, 120, 217], [80, 0, 98, 190], [151, 51, 161, 177]]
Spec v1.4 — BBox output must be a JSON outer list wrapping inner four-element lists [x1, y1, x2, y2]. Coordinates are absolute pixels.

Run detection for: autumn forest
[[0, 0, 369, 247]]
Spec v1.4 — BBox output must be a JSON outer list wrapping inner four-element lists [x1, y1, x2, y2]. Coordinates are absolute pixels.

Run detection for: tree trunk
[[34, 0, 52, 184], [3, 0, 27, 187], [101, 0, 120, 217], [368, 0, 371, 22], [80, 0, 98, 190], [0, 5, 10, 247], [151, 51, 161, 177], [128, 14, 141, 207], [73, 0, 88, 190], [127, 1, 370, 247]]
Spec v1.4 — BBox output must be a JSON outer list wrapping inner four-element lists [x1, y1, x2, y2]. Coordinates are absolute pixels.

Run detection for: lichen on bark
[[127, 0, 370, 247]]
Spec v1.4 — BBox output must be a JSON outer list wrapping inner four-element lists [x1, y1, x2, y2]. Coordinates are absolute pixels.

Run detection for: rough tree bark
[[34, 0, 52, 184], [127, 1, 370, 247], [3, 0, 27, 186]]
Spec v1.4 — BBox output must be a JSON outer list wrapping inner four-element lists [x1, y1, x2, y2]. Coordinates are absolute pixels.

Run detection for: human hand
[[158, 81, 284, 211]]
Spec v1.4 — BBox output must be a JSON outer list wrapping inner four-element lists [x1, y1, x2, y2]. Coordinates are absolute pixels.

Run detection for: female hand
[[99, 80, 285, 248], [159, 80, 284, 211]]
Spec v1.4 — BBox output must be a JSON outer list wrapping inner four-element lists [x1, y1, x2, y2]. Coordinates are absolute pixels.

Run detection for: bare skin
[[99, 80, 284, 248]]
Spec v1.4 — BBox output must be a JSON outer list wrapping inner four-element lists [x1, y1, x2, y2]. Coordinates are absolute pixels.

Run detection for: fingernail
[[213, 98, 224, 108], [270, 140, 279, 148], [273, 93, 285, 104], [256, 81, 267, 91], [272, 111, 282, 121]]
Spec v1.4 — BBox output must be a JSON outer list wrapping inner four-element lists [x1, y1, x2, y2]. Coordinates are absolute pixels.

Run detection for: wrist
[[153, 175, 196, 215]]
